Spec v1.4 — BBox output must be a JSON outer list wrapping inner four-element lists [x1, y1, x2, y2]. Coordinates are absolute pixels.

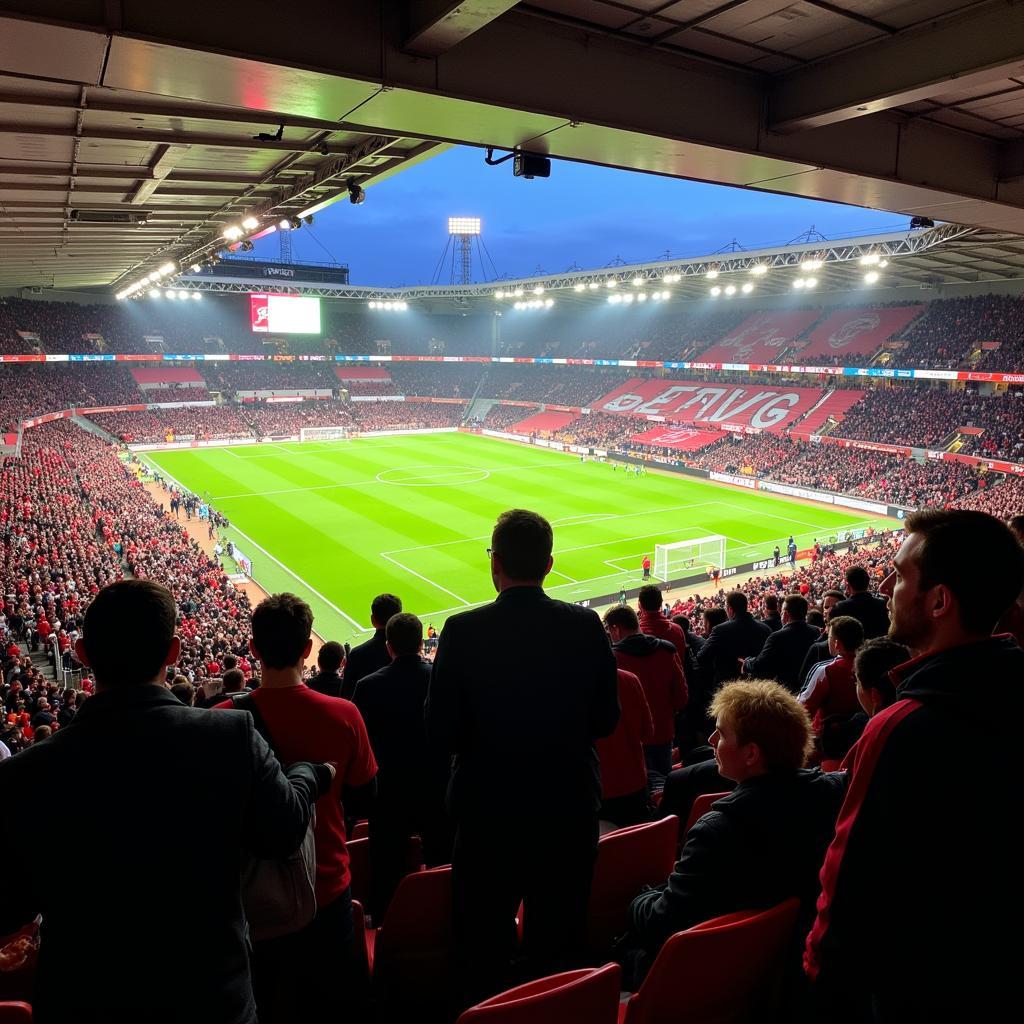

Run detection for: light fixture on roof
[[222, 225, 244, 241], [724, 285, 737, 296], [622, 293, 634, 304], [347, 179, 366, 205], [804, 277, 817, 288], [588, 282, 599, 290], [494, 290, 505, 299], [192, 292, 202, 301], [637, 292, 647, 302], [514, 288, 524, 297], [741, 282, 754, 294], [533, 286, 544, 295], [864, 270, 880, 284], [148, 289, 160, 298], [710, 286, 722, 297], [159, 262, 176, 276], [706, 268, 719, 279], [859, 252, 881, 266], [750, 264, 768, 276], [573, 283, 585, 292], [241, 216, 260, 231], [190, 263, 201, 273], [606, 279, 617, 288], [632, 277, 644, 287], [545, 298, 554, 308], [800, 257, 823, 272], [608, 294, 622, 304]]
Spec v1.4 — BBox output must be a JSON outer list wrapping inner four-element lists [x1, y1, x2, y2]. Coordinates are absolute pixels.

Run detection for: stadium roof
[[2, 1, 1024, 294], [177, 224, 1024, 307]]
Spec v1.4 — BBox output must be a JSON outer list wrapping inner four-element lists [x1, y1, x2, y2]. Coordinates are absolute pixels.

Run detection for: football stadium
[[1, 3, 1023, 1022]]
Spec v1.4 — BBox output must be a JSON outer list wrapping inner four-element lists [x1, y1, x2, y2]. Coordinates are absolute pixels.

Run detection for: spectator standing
[[595, 668, 655, 827], [605, 605, 687, 789], [352, 613, 450, 920], [307, 640, 345, 698], [637, 584, 687, 663], [0, 580, 331, 1023], [216, 593, 377, 1024], [342, 593, 402, 698], [806, 510, 1024, 1022], [741, 595, 821, 694], [696, 591, 771, 691], [427, 509, 619, 1003], [760, 594, 782, 632], [833, 565, 890, 639], [798, 615, 864, 735]]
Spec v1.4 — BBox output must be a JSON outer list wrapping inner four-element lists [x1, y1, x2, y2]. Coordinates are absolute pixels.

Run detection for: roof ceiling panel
[[525, 0, 637, 30]]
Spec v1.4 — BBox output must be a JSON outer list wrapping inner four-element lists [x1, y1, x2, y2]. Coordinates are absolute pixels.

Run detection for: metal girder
[[129, 144, 191, 205], [404, 1, 521, 57], [770, 1, 1024, 132]]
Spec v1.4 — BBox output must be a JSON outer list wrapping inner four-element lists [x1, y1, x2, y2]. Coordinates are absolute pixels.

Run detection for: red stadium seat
[[368, 865, 455, 1004], [586, 816, 679, 955], [350, 819, 370, 841], [0, 1004, 32, 1023], [619, 898, 801, 1024], [457, 963, 622, 1024], [346, 834, 425, 920], [682, 792, 729, 838]]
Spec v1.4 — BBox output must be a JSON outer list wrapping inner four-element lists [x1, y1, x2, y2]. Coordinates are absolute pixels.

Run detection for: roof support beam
[[770, 0, 1024, 132], [128, 143, 191, 204], [403, 1, 520, 57]]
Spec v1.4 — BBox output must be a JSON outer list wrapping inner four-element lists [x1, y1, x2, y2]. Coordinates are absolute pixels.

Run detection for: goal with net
[[299, 426, 353, 442], [653, 535, 727, 583]]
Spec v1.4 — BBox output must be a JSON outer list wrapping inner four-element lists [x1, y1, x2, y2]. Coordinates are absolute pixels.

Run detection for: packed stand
[[551, 411, 651, 448], [388, 363, 487, 397], [479, 364, 629, 407], [85, 405, 253, 443], [349, 401, 466, 431], [472, 404, 537, 430], [244, 401, 356, 436], [205, 363, 341, 393], [686, 432, 797, 475]]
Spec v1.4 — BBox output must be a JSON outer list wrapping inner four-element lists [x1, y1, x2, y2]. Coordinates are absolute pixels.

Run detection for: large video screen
[[249, 293, 321, 334]]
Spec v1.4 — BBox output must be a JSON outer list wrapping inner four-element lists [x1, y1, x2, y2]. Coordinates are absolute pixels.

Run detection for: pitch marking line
[[379, 551, 472, 607], [139, 455, 370, 632]]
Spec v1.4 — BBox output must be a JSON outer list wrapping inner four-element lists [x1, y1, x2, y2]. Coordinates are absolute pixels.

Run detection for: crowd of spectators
[[349, 401, 466, 431], [388, 363, 487, 397], [205, 363, 340, 392], [86, 405, 252, 443], [685, 432, 796, 474], [550, 411, 650, 448], [243, 401, 356, 436], [473, 404, 536, 430]]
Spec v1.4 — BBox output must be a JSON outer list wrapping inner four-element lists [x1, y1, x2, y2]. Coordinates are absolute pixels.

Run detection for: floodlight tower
[[448, 217, 481, 285]]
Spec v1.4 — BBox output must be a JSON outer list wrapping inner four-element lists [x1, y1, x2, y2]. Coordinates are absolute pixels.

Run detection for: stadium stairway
[[465, 397, 497, 423], [793, 389, 866, 436]]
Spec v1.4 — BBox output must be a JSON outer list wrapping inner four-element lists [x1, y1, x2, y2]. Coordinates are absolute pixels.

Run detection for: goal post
[[299, 426, 352, 442], [654, 534, 727, 583]]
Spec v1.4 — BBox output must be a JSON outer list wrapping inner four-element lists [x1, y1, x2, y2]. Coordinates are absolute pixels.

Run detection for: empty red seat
[[457, 963, 622, 1024], [586, 816, 679, 955], [619, 898, 801, 1024], [0, 1003, 32, 1023], [682, 791, 730, 838]]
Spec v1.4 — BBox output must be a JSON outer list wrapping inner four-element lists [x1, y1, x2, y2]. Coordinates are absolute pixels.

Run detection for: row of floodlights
[[115, 261, 178, 300], [148, 289, 202, 300], [514, 299, 555, 310], [367, 301, 409, 311], [608, 291, 672, 305]]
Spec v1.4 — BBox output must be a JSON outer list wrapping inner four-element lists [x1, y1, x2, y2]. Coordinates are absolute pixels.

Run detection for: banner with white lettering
[[595, 378, 827, 431]]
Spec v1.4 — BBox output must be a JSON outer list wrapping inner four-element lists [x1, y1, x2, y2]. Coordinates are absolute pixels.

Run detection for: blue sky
[[250, 146, 906, 286]]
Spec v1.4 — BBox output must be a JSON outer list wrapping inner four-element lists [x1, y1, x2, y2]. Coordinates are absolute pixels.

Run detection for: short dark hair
[[222, 654, 237, 671], [783, 594, 808, 621], [828, 615, 864, 653], [672, 614, 693, 634], [318, 641, 344, 673], [371, 594, 402, 627], [905, 509, 1024, 634], [223, 668, 246, 692], [725, 591, 747, 615], [82, 580, 176, 687], [638, 585, 663, 611], [491, 509, 552, 581], [845, 566, 870, 592], [854, 637, 909, 707], [823, 590, 845, 604], [807, 610, 825, 629], [170, 682, 194, 706], [604, 605, 639, 631], [386, 613, 423, 656], [763, 594, 779, 613], [703, 606, 727, 630], [251, 593, 313, 670], [1009, 515, 1024, 543]]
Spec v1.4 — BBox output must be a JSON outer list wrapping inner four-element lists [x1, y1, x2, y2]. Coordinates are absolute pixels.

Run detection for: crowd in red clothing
[[86, 405, 253, 443], [243, 401, 356, 436]]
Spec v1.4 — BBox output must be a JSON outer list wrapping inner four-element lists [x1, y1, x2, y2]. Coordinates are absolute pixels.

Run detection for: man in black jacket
[[742, 594, 821, 693], [806, 510, 1024, 1022], [307, 640, 344, 698], [759, 594, 783, 632], [341, 593, 402, 698], [353, 612, 450, 919], [798, 589, 844, 688], [0, 580, 333, 1024], [630, 680, 843, 963], [427, 509, 620, 1004], [696, 591, 770, 690], [833, 565, 889, 639]]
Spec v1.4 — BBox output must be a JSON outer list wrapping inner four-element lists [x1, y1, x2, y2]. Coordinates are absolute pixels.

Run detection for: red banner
[[629, 426, 722, 451]]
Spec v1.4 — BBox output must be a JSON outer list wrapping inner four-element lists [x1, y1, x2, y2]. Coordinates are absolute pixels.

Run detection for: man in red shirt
[[642, 554, 651, 580], [596, 668, 655, 827], [604, 605, 687, 790], [216, 593, 377, 1024], [798, 615, 864, 735], [637, 584, 687, 663]]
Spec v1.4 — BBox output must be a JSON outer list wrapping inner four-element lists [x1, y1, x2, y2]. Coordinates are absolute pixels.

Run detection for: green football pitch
[[144, 432, 895, 643]]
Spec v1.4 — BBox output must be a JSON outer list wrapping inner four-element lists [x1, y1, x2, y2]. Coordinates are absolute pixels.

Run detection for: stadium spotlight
[[864, 270, 880, 284], [793, 278, 805, 290], [608, 294, 621, 304], [159, 262, 176, 276], [859, 252, 881, 266], [448, 216, 481, 235], [222, 225, 244, 241], [750, 264, 768, 276], [622, 293, 634, 304], [725, 285, 737, 296], [879, 259, 889, 267], [710, 286, 722, 297], [189, 263, 202, 273], [494, 290, 505, 299], [588, 282, 599, 290], [369, 301, 377, 309], [741, 282, 754, 294], [241, 216, 260, 231], [632, 277, 644, 287], [573, 283, 585, 292], [637, 292, 647, 302], [514, 288, 524, 297], [545, 298, 554, 308], [533, 286, 544, 295], [706, 268, 719, 279], [606, 279, 617, 288], [148, 289, 160, 298], [192, 292, 202, 300], [514, 302, 523, 310], [800, 257, 823, 272], [805, 277, 817, 288], [167, 290, 178, 300]]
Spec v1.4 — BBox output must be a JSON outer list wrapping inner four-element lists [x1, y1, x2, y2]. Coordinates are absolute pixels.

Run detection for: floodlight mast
[[448, 217, 482, 285]]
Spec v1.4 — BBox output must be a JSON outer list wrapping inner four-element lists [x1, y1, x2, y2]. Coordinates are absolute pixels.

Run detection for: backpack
[[231, 692, 318, 942]]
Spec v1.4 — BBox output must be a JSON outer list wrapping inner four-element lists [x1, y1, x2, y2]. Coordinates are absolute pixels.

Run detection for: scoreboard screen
[[249, 293, 321, 334]]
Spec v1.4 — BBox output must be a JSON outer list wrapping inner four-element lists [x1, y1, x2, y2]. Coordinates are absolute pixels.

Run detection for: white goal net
[[654, 535, 727, 583], [299, 426, 352, 442]]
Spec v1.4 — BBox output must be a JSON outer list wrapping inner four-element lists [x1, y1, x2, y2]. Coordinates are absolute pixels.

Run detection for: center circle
[[376, 465, 490, 486]]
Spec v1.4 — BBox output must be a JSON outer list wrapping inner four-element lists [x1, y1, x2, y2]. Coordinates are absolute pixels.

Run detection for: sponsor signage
[[710, 471, 757, 489]]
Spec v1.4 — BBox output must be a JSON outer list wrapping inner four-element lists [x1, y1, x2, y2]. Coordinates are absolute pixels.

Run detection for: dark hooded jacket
[[612, 633, 688, 744]]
